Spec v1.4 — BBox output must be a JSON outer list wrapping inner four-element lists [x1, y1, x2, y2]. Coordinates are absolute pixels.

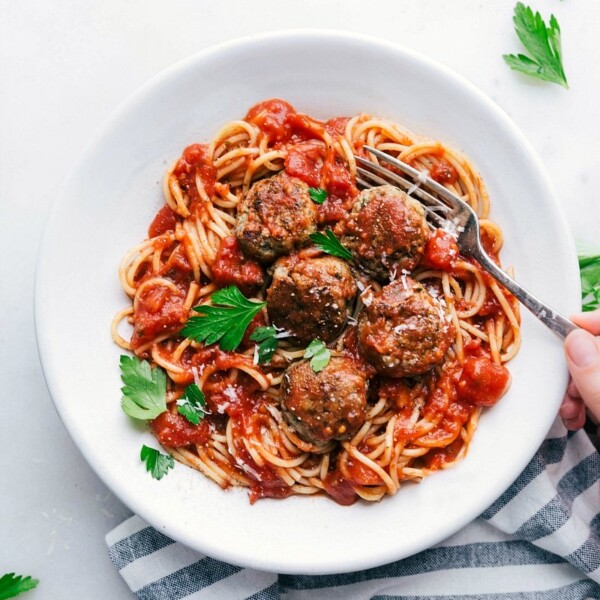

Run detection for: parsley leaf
[[120, 355, 167, 420], [177, 384, 207, 425], [303, 339, 331, 373], [250, 325, 279, 364], [308, 187, 328, 205], [309, 229, 353, 262], [140, 445, 174, 480], [181, 286, 266, 351], [0, 573, 39, 599], [579, 254, 600, 312], [503, 3, 568, 88]]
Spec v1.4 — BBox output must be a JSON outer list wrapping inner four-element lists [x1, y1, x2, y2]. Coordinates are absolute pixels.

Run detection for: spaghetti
[[112, 99, 520, 504]]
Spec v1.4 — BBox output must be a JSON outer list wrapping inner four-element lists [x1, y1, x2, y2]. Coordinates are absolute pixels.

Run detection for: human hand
[[560, 311, 600, 430]]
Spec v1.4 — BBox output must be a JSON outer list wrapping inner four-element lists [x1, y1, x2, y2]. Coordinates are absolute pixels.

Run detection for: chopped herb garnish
[[140, 445, 174, 480], [579, 253, 600, 312], [503, 3, 568, 88], [308, 187, 328, 205], [250, 325, 279, 364], [177, 384, 207, 425], [309, 229, 353, 262], [182, 286, 266, 351], [120, 355, 167, 420], [304, 339, 331, 373], [0, 573, 39, 599]]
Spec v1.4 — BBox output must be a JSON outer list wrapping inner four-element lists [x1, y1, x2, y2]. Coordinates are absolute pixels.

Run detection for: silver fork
[[355, 145, 578, 340]]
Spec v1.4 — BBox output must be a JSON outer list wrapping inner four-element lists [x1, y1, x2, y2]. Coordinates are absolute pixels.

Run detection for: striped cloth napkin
[[106, 418, 600, 599]]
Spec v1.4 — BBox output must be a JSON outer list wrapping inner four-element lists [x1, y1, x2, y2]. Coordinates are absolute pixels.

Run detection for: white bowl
[[35, 30, 580, 574]]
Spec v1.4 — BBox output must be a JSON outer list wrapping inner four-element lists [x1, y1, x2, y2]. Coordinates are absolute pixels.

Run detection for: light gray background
[[1, 1, 599, 598]]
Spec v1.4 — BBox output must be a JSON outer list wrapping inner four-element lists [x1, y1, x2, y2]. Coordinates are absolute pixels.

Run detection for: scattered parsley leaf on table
[[120, 355, 167, 420], [308, 187, 328, 205], [250, 325, 279, 364], [0, 573, 39, 599], [140, 445, 174, 480], [309, 229, 353, 261], [503, 3, 568, 88], [579, 254, 600, 312], [304, 339, 331, 373], [177, 384, 207, 425], [182, 286, 266, 351]]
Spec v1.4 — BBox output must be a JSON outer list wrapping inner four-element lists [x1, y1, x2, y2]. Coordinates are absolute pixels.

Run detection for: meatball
[[281, 357, 367, 445], [341, 185, 429, 282], [357, 276, 454, 377], [267, 254, 357, 344], [235, 172, 318, 263]]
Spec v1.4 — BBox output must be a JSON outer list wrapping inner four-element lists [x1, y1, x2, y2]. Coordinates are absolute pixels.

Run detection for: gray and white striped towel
[[106, 418, 600, 599]]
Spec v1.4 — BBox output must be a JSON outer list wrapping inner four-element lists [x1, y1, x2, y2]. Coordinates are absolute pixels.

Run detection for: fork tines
[[355, 145, 457, 226]]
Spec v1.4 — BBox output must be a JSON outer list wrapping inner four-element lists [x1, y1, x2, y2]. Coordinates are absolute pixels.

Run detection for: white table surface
[[1, 1, 599, 598]]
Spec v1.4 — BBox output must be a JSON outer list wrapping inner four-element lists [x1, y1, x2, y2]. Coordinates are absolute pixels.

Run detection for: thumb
[[564, 329, 600, 423]]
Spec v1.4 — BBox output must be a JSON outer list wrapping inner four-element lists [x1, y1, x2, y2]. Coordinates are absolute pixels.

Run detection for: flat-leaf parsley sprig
[[120, 355, 167, 420], [304, 339, 331, 373], [308, 187, 328, 205], [0, 573, 39, 599], [309, 229, 353, 262], [250, 325, 279, 364], [177, 383, 207, 425], [579, 253, 600, 312], [182, 286, 266, 351], [503, 3, 568, 88], [140, 445, 174, 480]]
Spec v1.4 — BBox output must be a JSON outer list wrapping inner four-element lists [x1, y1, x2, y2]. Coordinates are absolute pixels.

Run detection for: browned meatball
[[357, 277, 454, 377], [235, 172, 318, 263], [281, 357, 367, 445], [341, 185, 429, 282], [267, 254, 357, 344]]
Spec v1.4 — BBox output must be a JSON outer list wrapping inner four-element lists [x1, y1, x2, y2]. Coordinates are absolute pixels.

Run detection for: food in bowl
[[112, 99, 518, 504]]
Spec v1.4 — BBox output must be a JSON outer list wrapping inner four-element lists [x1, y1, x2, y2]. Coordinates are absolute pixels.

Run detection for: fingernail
[[564, 417, 581, 431], [566, 330, 600, 368]]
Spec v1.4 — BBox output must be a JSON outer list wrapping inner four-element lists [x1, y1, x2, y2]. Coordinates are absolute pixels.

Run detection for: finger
[[564, 412, 587, 431], [559, 393, 585, 421], [564, 329, 600, 423], [567, 378, 580, 399], [564, 415, 587, 430], [571, 311, 600, 335], [559, 393, 586, 430]]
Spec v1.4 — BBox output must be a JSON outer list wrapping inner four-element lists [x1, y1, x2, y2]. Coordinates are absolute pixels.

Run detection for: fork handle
[[474, 250, 579, 340]]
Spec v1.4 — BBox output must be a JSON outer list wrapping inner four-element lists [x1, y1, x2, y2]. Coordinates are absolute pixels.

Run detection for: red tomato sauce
[[344, 458, 381, 487], [341, 326, 378, 378], [172, 143, 217, 217], [417, 400, 471, 447], [322, 470, 358, 506], [457, 354, 510, 407], [325, 116, 350, 136], [240, 443, 294, 503], [284, 141, 325, 188], [245, 99, 296, 144], [211, 236, 265, 296], [420, 367, 458, 424], [130, 245, 193, 350], [423, 229, 460, 271], [130, 287, 188, 349], [424, 436, 465, 470], [149, 205, 178, 237], [152, 411, 214, 447], [478, 291, 504, 318], [430, 159, 458, 185]]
